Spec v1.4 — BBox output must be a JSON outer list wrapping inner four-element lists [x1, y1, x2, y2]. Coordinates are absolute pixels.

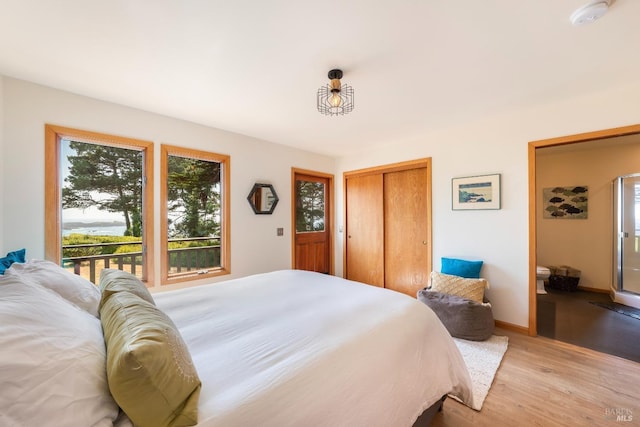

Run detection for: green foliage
[[295, 180, 325, 232], [167, 155, 221, 238], [167, 239, 219, 250], [167, 242, 221, 269], [62, 234, 141, 258], [63, 233, 221, 270], [61, 141, 223, 245], [62, 140, 143, 237], [115, 244, 143, 254]]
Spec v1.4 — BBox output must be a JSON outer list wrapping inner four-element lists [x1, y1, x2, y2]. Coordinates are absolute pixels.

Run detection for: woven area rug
[[451, 335, 509, 411]]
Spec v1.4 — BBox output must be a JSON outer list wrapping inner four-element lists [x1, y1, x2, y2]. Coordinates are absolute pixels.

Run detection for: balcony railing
[[62, 237, 220, 284]]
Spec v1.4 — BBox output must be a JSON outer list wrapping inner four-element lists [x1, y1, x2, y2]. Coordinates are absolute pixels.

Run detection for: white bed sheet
[[153, 270, 473, 427]]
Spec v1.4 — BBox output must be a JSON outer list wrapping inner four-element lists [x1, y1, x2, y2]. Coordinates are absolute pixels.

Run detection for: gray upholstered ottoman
[[417, 289, 494, 341]]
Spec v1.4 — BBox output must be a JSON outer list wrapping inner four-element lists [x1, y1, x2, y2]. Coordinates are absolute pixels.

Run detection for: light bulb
[[329, 92, 342, 108]]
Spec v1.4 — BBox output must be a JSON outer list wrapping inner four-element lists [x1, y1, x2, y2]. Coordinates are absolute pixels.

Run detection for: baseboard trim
[[495, 320, 529, 335], [577, 285, 610, 294]]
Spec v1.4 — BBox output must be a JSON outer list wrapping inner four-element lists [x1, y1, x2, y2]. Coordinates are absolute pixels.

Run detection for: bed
[[0, 261, 473, 427]]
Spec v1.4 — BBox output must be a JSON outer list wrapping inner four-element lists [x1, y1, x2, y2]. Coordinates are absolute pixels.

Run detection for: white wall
[[0, 76, 4, 252], [3, 76, 640, 328], [536, 137, 640, 291], [335, 81, 640, 328], [0, 77, 335, 286]]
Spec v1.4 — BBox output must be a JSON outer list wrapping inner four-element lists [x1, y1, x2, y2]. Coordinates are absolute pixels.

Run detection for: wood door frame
[[291, 167, 335, 275], [528, 124, 640, 336], [343, 158, 432, 279]]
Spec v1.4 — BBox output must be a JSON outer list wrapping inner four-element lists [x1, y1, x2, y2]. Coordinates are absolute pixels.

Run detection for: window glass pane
[[166, 154, 222, 277], [60, 139, 144, 283], [296, 180, 325, 232]]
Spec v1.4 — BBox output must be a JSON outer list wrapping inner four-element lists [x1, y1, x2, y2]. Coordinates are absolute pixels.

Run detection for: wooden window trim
[[44, 124, 154, 285], [160, 144, 231, 285]]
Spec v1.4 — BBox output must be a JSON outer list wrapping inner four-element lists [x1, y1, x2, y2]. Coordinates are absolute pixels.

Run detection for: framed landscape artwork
[[452, 173, 501, 210]]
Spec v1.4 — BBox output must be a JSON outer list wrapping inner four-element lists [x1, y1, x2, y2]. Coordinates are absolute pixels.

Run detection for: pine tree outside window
[[160, 144, 230, 284], [45, 125, 154, 285]]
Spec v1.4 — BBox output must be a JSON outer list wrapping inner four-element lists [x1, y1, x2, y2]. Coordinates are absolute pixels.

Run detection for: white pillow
[[6, 259, 101, 317], [0, 275, 119, 426]]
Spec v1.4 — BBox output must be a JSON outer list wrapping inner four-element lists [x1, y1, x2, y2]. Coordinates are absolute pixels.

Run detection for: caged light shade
[[317, 69, 354, 116]]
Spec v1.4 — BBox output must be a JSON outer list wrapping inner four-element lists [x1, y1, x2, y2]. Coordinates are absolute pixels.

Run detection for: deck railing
[[62, 237, 220, 283]]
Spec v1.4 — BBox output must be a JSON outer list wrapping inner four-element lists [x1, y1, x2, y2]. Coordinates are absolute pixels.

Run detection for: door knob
[[422, 241, 427, 245]]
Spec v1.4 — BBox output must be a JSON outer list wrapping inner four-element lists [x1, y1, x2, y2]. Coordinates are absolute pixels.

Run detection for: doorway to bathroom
[[529, 124, 640, 362], [535, 287, 640, 362]]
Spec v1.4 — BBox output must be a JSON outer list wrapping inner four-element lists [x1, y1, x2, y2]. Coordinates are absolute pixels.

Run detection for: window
[[45, 125, 154, 284], [292, 169, 333, 274], [295, 179, 326, 232], [160, 145, 230, 284], [45, 126, 231, 288]]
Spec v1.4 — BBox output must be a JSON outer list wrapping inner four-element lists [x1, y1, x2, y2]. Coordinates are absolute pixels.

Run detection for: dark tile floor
[[537, 287, 640, 363]]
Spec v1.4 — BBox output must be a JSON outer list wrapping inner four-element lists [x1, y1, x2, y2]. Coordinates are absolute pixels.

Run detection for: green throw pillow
[[99, 268, 155, 308], [100, 291, 201, 427]]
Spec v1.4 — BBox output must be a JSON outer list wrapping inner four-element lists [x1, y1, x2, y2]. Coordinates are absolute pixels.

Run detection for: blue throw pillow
[[441, 257, 483, 279], [0, 248, 26, 274]]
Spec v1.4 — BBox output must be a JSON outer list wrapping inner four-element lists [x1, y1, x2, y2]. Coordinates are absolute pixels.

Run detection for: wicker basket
[[547, 265, 581, 292]]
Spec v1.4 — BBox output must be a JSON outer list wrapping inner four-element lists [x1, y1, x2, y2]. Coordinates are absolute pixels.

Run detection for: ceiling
[[1, 0, 638, 157]]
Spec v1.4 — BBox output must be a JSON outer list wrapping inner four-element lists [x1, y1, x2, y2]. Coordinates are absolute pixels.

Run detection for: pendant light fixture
[[317, 69, 354, 116]]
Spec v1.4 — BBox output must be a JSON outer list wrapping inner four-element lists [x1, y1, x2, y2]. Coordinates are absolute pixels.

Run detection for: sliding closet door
[[384, 167, 430, 297], [344, 158, 432, 295], [345, 174, 384, 287]]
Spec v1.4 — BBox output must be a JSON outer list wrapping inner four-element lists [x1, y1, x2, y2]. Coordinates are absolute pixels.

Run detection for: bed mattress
[[152, 270, 473, 427]]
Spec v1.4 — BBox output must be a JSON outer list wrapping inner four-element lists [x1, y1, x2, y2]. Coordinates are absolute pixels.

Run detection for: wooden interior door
[[345, 174, 385, 287], [293, 171, 332, 274], [384, 167, 430, 296]]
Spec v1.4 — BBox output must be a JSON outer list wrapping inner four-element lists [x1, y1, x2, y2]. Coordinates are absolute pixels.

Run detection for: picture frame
[[542, 185, 588, 219], [452, 173, 501, 210]]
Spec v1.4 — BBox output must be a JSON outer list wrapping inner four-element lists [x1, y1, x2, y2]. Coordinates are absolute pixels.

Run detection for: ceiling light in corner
[[317, 69, 354, 116], [570, 0, 611, 26]]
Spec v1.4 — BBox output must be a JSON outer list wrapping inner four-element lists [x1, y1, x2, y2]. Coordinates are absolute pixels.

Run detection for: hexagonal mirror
[[247, 183, 279, 214]]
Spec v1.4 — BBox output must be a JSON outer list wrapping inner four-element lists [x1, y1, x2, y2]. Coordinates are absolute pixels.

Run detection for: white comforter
[[153, 270, 473, 427]]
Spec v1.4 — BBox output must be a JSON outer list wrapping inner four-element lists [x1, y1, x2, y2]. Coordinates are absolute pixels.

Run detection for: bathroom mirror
[[247, 183, 279, 214]]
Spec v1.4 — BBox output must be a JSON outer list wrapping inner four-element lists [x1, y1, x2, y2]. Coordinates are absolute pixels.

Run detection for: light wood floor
[[430, 328, 639, 427]]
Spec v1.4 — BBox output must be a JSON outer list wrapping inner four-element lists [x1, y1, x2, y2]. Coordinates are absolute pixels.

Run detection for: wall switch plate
[[277, 227, 284, 236]]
